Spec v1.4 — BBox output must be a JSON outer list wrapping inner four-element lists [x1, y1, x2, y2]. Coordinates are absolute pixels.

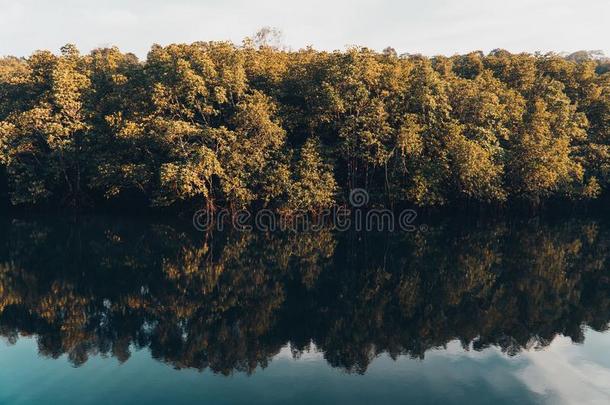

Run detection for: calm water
[[0, 215, 609, 404]]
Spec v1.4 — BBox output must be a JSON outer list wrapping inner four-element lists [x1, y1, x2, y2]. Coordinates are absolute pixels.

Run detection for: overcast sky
[[0, 0, 608, 59]]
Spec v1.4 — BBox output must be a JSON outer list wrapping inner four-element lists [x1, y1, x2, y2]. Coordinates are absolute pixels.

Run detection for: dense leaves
[[1, 41, 610, 210]]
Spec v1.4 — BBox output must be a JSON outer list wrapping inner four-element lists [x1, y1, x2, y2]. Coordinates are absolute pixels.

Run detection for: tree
[[288, 137, 337, 211], [507, 79, 588, 202], [219, 91, 290, 209], [0, 45, 92, 206]]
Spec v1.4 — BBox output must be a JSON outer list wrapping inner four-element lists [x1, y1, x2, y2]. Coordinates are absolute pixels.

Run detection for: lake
[[0, 214, 609, 404]]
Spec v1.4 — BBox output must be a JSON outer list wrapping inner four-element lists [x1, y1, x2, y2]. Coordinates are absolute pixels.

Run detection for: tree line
[[1, 39, 610, 212]]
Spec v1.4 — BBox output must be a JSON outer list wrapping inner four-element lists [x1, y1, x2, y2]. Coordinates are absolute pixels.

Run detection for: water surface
[[0, 215, 609, 404]]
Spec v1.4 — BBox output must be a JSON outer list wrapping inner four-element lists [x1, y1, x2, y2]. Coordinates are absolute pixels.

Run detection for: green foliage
[[288, 137, 337, 211], [1, 42, 610, 211]]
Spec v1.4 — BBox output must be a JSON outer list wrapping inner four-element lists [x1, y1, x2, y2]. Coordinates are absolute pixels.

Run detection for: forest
[[1, 36, 610, 212]]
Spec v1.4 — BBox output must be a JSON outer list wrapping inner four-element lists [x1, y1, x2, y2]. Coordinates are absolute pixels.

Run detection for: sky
[[0, 0, 608, 59]]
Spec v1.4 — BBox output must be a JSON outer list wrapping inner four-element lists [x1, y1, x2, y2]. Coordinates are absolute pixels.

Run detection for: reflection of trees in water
[[0, 217, 609, 374]]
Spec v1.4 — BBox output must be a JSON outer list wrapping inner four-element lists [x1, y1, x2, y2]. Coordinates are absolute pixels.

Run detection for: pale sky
[[0, 0, 608, 59]]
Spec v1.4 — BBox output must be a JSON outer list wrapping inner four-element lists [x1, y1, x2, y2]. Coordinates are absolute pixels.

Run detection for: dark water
[[0, 215, 609, 404]]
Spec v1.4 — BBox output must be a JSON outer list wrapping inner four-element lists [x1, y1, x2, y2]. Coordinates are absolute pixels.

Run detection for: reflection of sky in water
[[516, 332, 610, 405], [1, 328, 608, 404]]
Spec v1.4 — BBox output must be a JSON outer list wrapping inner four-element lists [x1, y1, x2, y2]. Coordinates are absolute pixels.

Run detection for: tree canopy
[[1, 40, 610, 211]]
